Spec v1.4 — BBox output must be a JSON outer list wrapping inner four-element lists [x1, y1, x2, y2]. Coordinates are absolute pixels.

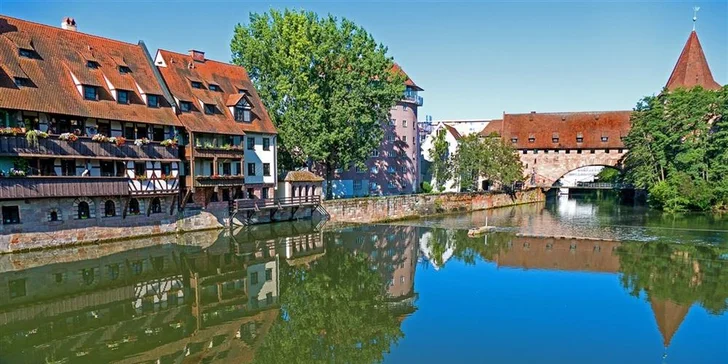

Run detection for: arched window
[[49, 210, 58, 221], [150, 198, 162, 214], [78, 201, 90, 220], [128, 198, 140, 215], [104, 200, 116, 217]]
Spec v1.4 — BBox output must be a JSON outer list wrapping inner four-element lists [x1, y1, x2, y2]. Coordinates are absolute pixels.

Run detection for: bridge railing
[[234, 195, 322, 211]]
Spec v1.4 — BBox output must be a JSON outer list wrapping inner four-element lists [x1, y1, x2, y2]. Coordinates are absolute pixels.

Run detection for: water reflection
[[0, 221, 726, 363]]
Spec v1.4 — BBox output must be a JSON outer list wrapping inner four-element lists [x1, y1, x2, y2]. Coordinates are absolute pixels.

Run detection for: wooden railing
[[193, 146, 245, 160], [234, 195, 321, 211], [0, 135, 179, 160], [0, 176, 130, 199], [191, 175, 245, 188]]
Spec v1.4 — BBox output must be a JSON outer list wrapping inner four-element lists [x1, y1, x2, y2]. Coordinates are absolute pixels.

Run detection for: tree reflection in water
[[254, 245, 404, 364]]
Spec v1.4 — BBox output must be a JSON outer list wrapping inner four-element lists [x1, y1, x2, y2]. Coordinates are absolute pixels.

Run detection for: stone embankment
[[322, 188, 545, 224]]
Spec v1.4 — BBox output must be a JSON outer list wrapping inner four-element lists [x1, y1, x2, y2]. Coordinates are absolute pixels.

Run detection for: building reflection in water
[[1, 223, 724, 363], [420, 228, 728, 351]]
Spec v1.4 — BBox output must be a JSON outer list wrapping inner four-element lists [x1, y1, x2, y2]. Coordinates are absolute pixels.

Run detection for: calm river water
[[0, 194, 726, 363]]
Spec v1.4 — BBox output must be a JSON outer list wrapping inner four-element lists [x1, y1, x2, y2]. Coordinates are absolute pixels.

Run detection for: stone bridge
[[494, 110, 632, 188], [521, 149, 626, 187]]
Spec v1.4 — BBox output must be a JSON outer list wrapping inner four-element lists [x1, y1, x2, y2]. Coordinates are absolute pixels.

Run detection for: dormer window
[[83, 86, 97, 101], [552, 133, 559, 143], [576, 133, 584, 143], [234, 99, 251, 122], [238, 89, 246, 94], [14, 77, 31, 87], [117, 90, 129, 104], [180, 101, 192, 112], [203, 104, 216, 115], [119, 66, 132, 74], [528, 137, 535, 143], [147, 95, 159, 108], [191, 81, 202, 89], [19, 48, 38, 59], [209, 84, 221, 92], [86, 60, 100, 69], [601, 136, 609, 142], [510, 137, 518, 143]]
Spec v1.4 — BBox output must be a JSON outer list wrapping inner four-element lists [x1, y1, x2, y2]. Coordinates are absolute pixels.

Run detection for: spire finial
[[693, 6, 700, 31]]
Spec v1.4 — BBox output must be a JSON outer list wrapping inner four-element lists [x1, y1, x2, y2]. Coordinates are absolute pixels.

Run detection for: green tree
[[451, 134, 482, 191], [231, 10, 406, 198], [429, 128, 451, 192], [450, 134, 524, 192], [595, 167, 620, 183], [623, 86, 728, 211], [254, 245, 403, 364]]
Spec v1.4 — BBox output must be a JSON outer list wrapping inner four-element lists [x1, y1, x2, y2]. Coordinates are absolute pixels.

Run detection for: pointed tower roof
[[665, 31, 722, 91], [649, 298, 691, 347]]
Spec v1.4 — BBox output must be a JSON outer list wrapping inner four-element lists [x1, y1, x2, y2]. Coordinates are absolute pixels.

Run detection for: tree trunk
[[325, 161, 333, 200]]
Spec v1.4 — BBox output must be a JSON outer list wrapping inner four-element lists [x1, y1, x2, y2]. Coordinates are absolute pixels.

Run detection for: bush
[[421, 181, 433, 193]]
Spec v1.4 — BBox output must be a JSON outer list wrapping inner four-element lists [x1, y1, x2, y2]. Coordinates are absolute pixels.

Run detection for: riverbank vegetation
[[623, 85, 728, 211], [231, 10, 406, 199], [429, 132, 524, 192]]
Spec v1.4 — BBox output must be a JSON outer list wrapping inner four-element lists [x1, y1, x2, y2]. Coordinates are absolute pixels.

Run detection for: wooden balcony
[[0, 135, 179, 161], [190, 175, 245, 188], [192, 146, 245, 160], [0, 176, 130, 199]]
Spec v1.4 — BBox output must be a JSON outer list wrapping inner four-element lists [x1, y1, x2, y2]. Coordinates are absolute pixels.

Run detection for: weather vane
[[693, 6, 700, 31]]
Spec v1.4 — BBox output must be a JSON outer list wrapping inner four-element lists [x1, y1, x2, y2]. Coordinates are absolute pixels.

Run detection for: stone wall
[[322, 188, 544, 224], [0, 197, 230, 254]]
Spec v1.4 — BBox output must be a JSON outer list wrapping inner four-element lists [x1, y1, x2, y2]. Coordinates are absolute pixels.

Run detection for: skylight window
[[119, 66, 132, 74], [87, 60, 100, 69], [191, 81, 202, 89], [14, 77, 31, 87], [19, 48, 38, 59]]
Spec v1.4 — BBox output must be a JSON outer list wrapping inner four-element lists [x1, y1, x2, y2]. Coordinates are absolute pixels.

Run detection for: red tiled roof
[[0, 15, 180, 126], [503, 111, 632, 149], [155, 49, 276, 136], [392, 63, 423, 91], [479, 119, 503, 137], [443, 124, 462, 140], [665, 31, 721, 91]]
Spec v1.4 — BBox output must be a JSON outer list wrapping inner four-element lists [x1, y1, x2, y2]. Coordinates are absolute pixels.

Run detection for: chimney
[[61, 17, 77, 31], [189, 50, 205, 62]]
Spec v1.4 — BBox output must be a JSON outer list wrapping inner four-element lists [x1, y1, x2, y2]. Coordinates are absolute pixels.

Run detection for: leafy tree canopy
[[450, 134, 524, 192], [623, 86, 728, 211], [231, 9, 406, 197]]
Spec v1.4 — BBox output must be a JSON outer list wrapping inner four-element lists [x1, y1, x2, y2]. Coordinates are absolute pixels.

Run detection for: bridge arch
[[520, 149, 625, 187]]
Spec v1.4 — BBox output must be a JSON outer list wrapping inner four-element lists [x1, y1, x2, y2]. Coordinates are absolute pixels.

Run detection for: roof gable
[[0, 15, 179, 126], [155, 49, 276, 136], [665, 31, 721, 91]]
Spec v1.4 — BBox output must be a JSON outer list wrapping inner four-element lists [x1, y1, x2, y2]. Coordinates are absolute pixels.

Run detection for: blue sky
[[2, 1, 726, 121]]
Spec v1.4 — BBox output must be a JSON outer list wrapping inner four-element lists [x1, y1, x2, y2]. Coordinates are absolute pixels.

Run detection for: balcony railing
[[0, 176, 130, 199], [193, 146, 245, 160], [190, 175, 245, 188], [129, 175, 179, 195], [0, 135, 179, 161], [403, 91, 423, 106]]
